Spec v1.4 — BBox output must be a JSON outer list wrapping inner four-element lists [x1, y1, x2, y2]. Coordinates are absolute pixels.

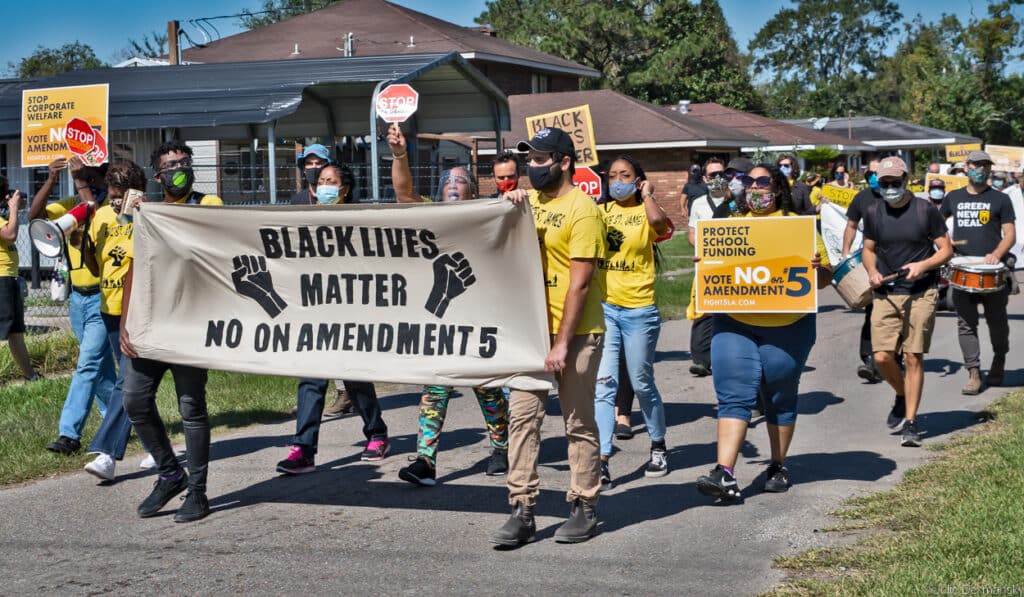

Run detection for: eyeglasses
[[740, 175, 772, 188], [161, 158, 192, 171], [446, 175, 470, 185]]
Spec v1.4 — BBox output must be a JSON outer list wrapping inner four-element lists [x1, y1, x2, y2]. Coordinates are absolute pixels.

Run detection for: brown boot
[[962, 367, 983, 395], [324, 387, 353, 417], [987, 355, 1006, 387]]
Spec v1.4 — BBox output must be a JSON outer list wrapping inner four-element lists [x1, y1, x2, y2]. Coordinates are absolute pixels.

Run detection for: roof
[[782, 115, 981, 148], [678, 102, 873, 151], [489, 89, 764, 151], [0, 52, 509, 140], [181, 0, 599, 79]]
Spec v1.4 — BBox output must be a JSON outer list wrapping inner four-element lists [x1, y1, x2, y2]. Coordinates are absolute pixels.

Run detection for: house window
[[531, 73, 549, 94]]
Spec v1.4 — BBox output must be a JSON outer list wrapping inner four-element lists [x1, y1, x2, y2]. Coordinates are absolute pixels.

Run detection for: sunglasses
[[724, 171, 745, 181], [740, 175, 772, 188], [878, 179, 904, 189]]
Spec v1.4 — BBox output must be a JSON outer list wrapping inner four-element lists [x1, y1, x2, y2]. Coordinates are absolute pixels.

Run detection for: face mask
[[304, 167, 323, 188], [867, 172, 879, 189], [728, 177, 745, 198], [929, 189, 945, 200], [992, 179, 1006, 190], [881, 186, 905, 203], [707, 176, 727, 197], [316, 185, 341, 204], [496, 178, 518, 193], [779, 165, 792, 178], [967, 167, 989, 185], [160, 167, 194, 199], [608, 180, 637, 201], [528, 162, 562, 193], [834, 171, 845, 181], [746, 190, 775, 213]]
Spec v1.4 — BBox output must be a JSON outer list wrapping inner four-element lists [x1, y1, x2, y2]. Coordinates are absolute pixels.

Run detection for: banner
[[820, 202, 861, 265], [926, 173, 969, 193], [945, 143, 981, 162], [985, 145, 1024, 173], [21, 84, 109, 167], [126, 200, 555, 390], [695, 216, 818, 313], [525, 104, 599, 167], [820, 185, 859, 209]]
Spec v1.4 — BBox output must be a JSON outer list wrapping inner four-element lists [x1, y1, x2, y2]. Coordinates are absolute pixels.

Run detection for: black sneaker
[[46, 435, 81, 455], [490, 503, 536, 547], [696, 464, 741, 500], [764, 462, 790, 493], [173, 491, 210, 523], [600, 460, 613, 491], [276, 446, 315, 475], [886, 395, 906, 430], [901, 420, 922, 447], [857, 356, 883, 383], [398, 456, 436, 486], [137, 471, 188, 518], [554, 499, 598, 543], [645, 447, 668, 478], [689, 363, 711, 377], [486, 448, 508, 476], [613, 423, 634, 440]]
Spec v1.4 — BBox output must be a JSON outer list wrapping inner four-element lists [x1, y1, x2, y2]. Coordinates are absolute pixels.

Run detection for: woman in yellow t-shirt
[[695, 164, 831, 501], [0, 181, 39, 381], [594, 156, 671, 488]]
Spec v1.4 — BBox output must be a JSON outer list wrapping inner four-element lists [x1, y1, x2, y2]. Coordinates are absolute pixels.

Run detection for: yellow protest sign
[[21, 84, 109, 168], [926, 173, 969, 192], [820, 185, 859, 209], [985, 145, 1024, 173], [695, 216, 817, 313], [525, 104, 598, 167], [945, 143, 981, 163]]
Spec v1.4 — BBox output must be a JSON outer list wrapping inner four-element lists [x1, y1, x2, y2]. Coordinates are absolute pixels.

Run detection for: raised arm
[[388, 123, 417, 203]]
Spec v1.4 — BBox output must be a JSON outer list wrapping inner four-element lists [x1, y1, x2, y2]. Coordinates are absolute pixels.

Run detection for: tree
[[120, 31, 169, 60], [9, 42, 105, 78], [240, 0, 337, 29]]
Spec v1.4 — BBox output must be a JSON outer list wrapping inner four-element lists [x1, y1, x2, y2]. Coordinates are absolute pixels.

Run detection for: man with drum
[[940, 150, 1016, 394]]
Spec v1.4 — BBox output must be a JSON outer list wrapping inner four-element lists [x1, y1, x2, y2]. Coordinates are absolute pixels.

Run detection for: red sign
[[65, 117, 95, 156], [82, 131, 108, 167], [376, 84, 419, 123], [573, 167, 602, 199]]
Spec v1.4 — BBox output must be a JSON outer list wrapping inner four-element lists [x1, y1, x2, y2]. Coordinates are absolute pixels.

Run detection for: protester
[[928, 179, 953, 311], [802, 171, 825, 214], [939, 151, 1016, 394], [680, 163, 708, 224], [927, 178, 946, 206], [593, 155, 670, 489], [842, 158, 884, 384], [120, 140, 223, 523], [990, 171, 1010, 193], [829, 163, 854, 189], [777, 153, 814, 215], [928, 163, 941, 175], [862, 157, 952, 447], [492, 149, 520, 195], [695, 164, 831, 500], [28, 157, 116, 455], [492, 127, 605, 546], [949, 162, 966, 176], [388, 124, 508, 486], [686, 157, 728, 377], [0, 178, 39, 381], [277, 162, 392, 474]]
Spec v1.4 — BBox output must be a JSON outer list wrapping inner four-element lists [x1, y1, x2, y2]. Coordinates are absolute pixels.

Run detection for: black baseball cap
[[725, 156, 754, 173], [517, 127, 576, 158]]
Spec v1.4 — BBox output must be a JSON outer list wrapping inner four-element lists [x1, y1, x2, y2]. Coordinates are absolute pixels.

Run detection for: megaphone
[[29, 202, 95, 259]]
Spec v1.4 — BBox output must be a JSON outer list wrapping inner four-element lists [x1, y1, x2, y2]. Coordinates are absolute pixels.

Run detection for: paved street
[[1, 291, 1020, 596]]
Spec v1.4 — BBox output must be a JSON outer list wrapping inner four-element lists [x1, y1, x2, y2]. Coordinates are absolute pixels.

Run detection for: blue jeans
[[87, 314, 135, 460], [293, 379, 386, 453], [711, 315, 816, 426], [594, 303, 666, 456], [57, 291, 116, 440]]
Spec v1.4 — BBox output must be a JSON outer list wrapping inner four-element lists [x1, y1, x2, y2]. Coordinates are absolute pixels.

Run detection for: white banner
[[820, 201, 861, 264], [126, 200, 555, 390]]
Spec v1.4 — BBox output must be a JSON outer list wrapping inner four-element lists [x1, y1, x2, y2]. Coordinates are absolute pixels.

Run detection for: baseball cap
[[298, 143, 331, 164], [928, 178, 946, 189], [725, 156, 754, 173], [966, 150, 993, 164], [876, 156, 908, 178], [517, 127, 576, 157]]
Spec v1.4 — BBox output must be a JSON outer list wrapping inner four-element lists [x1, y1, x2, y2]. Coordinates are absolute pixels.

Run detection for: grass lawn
[[655, 231, 695, 320], [769, 390, 1024, 595], [0, 331, 80, 386]]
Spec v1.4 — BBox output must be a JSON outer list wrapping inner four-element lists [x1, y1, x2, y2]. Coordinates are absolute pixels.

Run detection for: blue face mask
[[867, 172, 879, 189], [779, 165, 792, 178], [608, 180, 637, 201], [316, 185, 340, 204]]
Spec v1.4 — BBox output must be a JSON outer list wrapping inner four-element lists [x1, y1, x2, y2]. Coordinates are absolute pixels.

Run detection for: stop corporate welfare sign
[[376, 84, 419, 124], [21, 84, 109, 167]]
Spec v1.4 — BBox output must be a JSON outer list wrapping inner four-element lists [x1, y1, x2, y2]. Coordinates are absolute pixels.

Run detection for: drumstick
[[952, 239, 968, 246]]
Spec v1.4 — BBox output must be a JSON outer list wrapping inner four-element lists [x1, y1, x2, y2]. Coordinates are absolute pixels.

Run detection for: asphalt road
[[1, 290, 1020, 596]]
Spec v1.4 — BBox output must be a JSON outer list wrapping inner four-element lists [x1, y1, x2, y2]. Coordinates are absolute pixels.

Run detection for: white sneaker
[[139, 452, 157, 470], [84, 453, 116, 481]]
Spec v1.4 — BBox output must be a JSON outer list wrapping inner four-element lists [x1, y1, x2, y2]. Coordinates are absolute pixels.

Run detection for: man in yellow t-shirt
[[491, 127, 606, 547], [0, 180, 39, 381]]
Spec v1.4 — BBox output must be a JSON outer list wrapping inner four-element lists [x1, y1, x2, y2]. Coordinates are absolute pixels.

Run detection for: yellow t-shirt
[[529, 187, 606, 335], [89, 205, 133, 316], [729, 209, 831, 328], [0, 215, 19, 277], [173, 193, 224, 206], [599, 201, 657, 308], [46, 196, 102, 289]]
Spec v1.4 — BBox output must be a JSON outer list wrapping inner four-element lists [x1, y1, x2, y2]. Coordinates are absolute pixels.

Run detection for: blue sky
[[2, 0, 1020, 75]]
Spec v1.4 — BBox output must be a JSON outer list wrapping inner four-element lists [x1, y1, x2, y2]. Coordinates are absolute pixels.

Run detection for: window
[[531, 73, 550, 94]]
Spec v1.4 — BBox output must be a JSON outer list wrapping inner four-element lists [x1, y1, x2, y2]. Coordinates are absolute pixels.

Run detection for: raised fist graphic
[[606, 228, 625, 253], [108, 246, 128, 267], [231, 255, 287, 318], [424, 252, 476, 318]]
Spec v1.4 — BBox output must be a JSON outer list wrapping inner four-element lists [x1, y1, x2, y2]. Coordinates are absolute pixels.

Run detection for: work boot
[[490, 503, 536, 547], [962, 367, 983, 395], [987, 355, 1006, 387], [324, 387, 353, 417], [553, 499, 598, 543]]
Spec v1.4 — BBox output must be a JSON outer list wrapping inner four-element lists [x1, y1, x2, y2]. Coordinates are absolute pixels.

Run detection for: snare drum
[[831, 250, 872, 309], [946, 256, 1006, 294]]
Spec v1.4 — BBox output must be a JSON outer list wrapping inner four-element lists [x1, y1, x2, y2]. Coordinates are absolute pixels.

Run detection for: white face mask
[[928, 189, 945, 201], [882, 186, 905, 204]]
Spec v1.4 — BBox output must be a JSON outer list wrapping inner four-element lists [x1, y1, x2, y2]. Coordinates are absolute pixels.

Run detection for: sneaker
[[398, 456, 436, 486], [600, 460, 613, 490], [901, 420, 922, 447], [689, 363, 711, 377], [323, 388, 353, 417], [696, 464, 741, 500], [360, 438, 390, 461], [645, 447, 668, 478], [137, 471, 188, 518], [84, 453, 116, 481], [173, 491, 210, 523], [886, 395, 906, 429], [490, 503, 536, 547], [988, 354, 1006, 387], [139, 453, 157, 470], [486, 448, 508, 476], [46, 435, 81, 455], [613, 423, 634, 440], [553, 499, 598, 543], [764, 462, 790, 493], [857, 356, 883, 383], [276, 445, 316, 475]]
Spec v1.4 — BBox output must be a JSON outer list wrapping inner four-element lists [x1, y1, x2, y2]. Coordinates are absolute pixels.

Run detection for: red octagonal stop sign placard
[[376, 84, 419, 123], [573, 166, 603, 199], [65, 117, 96, 156]]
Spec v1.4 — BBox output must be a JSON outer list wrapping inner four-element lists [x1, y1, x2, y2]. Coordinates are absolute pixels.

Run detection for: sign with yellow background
[[985, 145, 1024, 173], [21, 84, 109, 167], [945, 143, 981, 162], [926, 173, 969, 192], [525, 104, 599, 167], [820, 185, 858, 209], [695, 216, 818, 313]]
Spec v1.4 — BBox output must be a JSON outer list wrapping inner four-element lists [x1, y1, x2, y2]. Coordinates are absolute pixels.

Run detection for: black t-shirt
[[845, 188, 880, 223], [939, 186, 1016, 259], [682, 181, 709, 213], [863, 197, 948, 295], [291, 189, 315, 206]]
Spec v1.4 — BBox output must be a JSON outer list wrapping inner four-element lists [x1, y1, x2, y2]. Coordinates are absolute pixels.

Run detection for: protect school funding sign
[[21, 84, 109, 167], [695, 216, 818, 314]]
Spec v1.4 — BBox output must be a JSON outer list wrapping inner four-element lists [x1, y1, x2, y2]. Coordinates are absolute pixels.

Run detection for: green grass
[[767, 391, 1024, 595], [1, 331, 80, 385], [655, 271, 694, 321]]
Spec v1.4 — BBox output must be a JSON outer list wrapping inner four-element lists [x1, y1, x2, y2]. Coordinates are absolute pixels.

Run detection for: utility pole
[[168, 20, 180, 65]]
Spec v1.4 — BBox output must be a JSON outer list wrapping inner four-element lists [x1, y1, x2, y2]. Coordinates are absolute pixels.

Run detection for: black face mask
[[160, 167, 195, 199], [304, 167, 323, 188], [528, 162, 562, 193]]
